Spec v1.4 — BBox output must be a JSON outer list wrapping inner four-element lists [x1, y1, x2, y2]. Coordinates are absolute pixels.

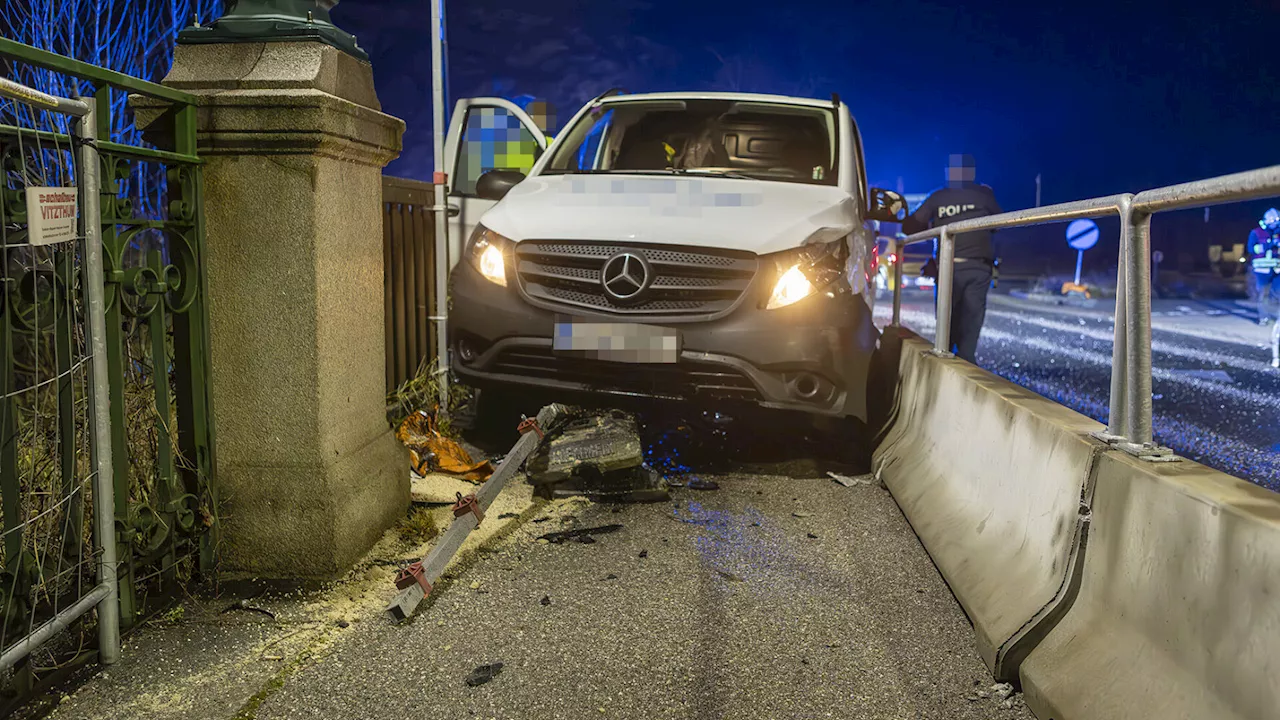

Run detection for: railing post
[[1107, 198, 1131, 437], [934, 227, 955, 355], [1123, 207, 1155, 445], [77, 96, 120, 665], [891, 238, 904, 328]]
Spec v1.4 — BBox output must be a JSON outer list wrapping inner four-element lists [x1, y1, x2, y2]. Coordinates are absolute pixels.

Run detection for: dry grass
[[2, 307, 211, 641], [396, 507, 440, 546], [385, 356, 474, 438]]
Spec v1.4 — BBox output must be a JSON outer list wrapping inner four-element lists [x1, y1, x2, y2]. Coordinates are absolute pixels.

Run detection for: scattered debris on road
[[828, 471, 876, 487], [537, 524, 623, 544], [220, 598, 275, 620], [397, 408, 494, 482], [540, 595, 551, 606], [527, 408, 669, 502], [465, 662, 504, 687], [686, 477, 720, 490], [384, 404, 567, 623]]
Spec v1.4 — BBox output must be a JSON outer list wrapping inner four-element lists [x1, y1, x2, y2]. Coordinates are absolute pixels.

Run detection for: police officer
[[901, 154, 1003, 363], [1248, 208, 1280, 326]]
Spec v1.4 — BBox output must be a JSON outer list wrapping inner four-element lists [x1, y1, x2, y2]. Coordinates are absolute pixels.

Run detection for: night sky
[[333, 0, 1280, 274]]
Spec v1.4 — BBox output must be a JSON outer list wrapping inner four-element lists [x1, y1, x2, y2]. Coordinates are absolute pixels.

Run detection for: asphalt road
[[250, 458, 1033, 720], [875, 289, 1280, 492]]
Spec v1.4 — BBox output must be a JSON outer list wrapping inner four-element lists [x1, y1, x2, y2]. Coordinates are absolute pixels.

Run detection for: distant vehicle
[[439, 91, 908, 425], [875, 236, 932, 292]]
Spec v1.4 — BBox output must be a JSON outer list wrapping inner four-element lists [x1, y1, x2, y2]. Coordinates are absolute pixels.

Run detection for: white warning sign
[[25, 187, 78, 246]]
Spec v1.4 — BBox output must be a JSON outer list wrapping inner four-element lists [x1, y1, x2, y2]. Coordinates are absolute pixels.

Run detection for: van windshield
[[542, 98, 838, 186]]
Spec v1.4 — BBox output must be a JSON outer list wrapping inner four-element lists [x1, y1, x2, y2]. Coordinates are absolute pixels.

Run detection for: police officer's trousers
[[1254, 271, 1280, 321], [935, 263, 992, 363]]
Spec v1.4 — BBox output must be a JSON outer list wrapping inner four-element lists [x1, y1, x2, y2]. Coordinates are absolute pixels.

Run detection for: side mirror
[[867, 188, 908, 223], [476, 169, 525, 201]]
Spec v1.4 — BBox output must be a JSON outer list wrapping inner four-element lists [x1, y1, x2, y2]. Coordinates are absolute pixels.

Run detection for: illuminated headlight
[[465, 225, 512, 287], [766, 265, 814, 309], [763, 240, 849, 310]]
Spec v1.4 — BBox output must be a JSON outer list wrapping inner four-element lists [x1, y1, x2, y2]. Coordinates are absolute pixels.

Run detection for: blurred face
[[946, 154, 975, 185], [528, 101, 556, 135]]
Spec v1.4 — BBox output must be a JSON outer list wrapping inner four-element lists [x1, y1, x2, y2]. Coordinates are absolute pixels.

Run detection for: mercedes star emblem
[[601, 252, 652, 302]]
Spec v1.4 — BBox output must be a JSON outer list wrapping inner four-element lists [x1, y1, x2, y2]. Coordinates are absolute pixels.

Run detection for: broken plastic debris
[[397, 409, 493, 482], [465, 662, 504, 687], [221, 599, 275, 620], [828, 471, 875, 487], [526, 408, 667, 502], [537, 524, 623, 544], [685, 477, 719, 491]]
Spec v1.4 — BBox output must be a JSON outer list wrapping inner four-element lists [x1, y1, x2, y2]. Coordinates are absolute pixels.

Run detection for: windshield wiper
[[542, 168, 756, 179], [671, 168, 756, 180]]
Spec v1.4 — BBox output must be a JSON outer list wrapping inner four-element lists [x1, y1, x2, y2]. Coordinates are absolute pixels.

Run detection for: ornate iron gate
[[0, 37, 216, 703]]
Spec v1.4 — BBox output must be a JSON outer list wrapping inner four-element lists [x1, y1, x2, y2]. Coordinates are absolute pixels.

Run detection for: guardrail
[[890, 165, 1280, 452]]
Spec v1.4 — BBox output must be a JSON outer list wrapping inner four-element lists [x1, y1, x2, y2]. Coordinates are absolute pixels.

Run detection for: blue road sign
[[1067, 219, 1100, 251]]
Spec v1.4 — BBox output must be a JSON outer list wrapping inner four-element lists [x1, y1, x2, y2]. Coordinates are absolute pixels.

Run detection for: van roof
[[596, 91, 836, 109]]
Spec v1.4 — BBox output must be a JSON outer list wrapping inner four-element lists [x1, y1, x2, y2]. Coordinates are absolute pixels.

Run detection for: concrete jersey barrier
[[873, 335, 1106, 680], [1020, 450, 1280, 720]]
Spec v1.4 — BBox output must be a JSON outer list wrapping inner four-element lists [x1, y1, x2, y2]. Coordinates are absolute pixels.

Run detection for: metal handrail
[[0, 37, 198, 104], [890, 164, 1280, 450]]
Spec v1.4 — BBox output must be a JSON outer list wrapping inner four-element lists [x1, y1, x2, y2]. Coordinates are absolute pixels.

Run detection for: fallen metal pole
[[385, 403, 566, 622]]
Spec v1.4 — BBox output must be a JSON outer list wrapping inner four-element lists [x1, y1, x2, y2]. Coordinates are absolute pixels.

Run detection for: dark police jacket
[[901, 183, 1003, 262]]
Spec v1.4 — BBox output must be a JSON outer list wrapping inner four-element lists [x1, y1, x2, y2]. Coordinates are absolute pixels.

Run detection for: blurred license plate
[[553, 320, 681, 363]]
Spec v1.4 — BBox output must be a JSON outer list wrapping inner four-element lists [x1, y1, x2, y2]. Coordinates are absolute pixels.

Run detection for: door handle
[[446, 203, 461, 218]]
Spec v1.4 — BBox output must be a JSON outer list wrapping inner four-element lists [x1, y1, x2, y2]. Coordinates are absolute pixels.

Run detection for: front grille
[[488, 346, 761, 401], [515, 240, 758, 316]]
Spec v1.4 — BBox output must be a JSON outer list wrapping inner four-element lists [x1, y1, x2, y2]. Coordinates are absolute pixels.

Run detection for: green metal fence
[[0, 36, 216, 702]]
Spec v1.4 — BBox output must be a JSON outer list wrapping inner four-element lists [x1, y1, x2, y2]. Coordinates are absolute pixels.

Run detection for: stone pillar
[[144, 41, 407, 578]]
